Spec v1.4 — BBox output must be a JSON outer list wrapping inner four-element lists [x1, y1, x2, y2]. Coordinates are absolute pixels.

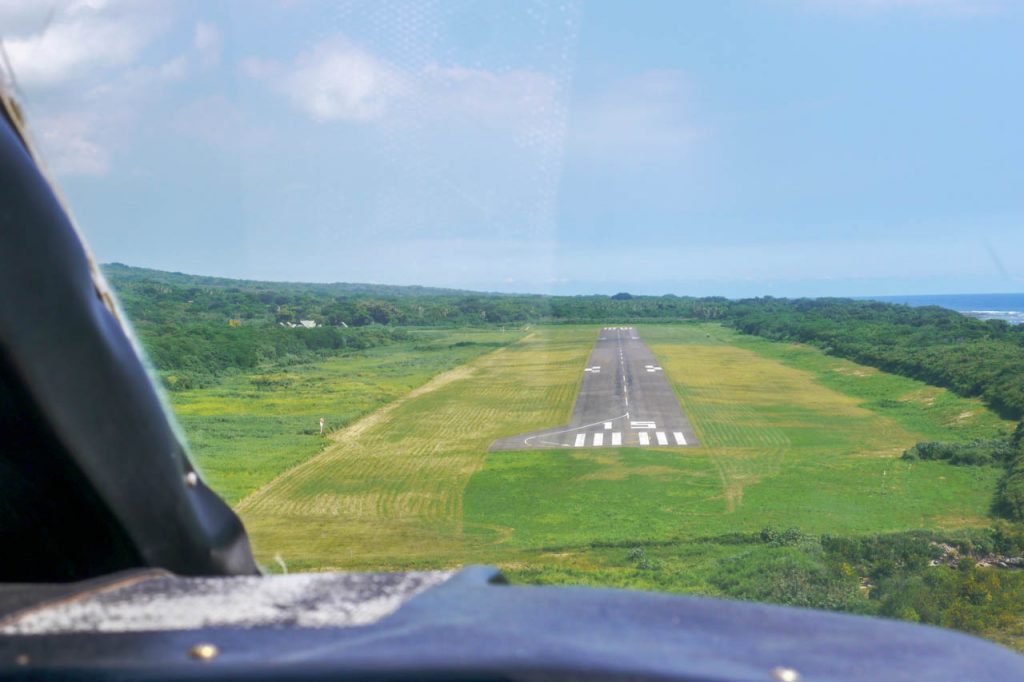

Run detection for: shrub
[[994, 463, 1024, 521], [901, 439, 1016, 467], [711, 547, 866, 613], [990, 521, 1024, 555], [760, 526, 804, 546]]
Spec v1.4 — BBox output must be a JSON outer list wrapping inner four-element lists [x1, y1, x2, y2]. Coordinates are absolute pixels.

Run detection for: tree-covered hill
[[103, 263, 715, 327], [102, 263, 479, 298]]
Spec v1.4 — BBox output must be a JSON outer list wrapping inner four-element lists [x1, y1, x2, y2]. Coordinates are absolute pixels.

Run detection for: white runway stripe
[[673, 432, 687, 445], [638, 432, 650, 446], [656, 431, 668, 445], [574, 433, 586, 447], [604, 422, 612, 430], [593, 432, 604, 447], [611, 432, 622, 446]]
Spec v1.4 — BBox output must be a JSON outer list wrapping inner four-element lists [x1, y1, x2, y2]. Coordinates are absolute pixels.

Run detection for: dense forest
[[104, 263, 719, 328]]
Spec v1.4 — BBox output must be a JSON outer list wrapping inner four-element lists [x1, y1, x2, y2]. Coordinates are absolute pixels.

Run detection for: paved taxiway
[[490, 327, 699, 450]]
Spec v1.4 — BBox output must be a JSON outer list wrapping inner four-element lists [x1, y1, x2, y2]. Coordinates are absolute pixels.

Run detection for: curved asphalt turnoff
[[490, 327, 699, 451]]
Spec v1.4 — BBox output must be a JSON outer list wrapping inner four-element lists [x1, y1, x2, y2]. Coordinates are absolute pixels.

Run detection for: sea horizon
[[861, 293, 1024, 325]]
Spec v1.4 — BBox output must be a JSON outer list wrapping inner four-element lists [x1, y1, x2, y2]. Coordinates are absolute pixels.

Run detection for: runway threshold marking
[[522, 413, 630, 448], [493, 326, 698, 451]]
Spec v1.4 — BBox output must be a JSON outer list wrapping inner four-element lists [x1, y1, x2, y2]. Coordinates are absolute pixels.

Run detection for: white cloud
[[240, 35, 564, 134], [0, 0, 168, 89], [0, 3, 231, 177], [33, 112, 110, 176], [238, 34, 570, 248], [193, 21, 222, 69], [242, 39, 407, 123]]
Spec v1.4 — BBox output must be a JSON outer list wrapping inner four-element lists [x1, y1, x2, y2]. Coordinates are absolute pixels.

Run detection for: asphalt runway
[[490, 327, 699, 451]]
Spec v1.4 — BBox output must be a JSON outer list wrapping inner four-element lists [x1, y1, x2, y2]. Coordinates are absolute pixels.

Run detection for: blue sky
[[3, 0, 1022, 296]]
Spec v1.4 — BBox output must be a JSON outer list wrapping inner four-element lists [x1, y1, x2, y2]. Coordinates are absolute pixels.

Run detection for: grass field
[[207, 323, 1012, 578], [163, 321, 1024, 648], [171, 328, 524, 504], [466, 325, 1008, 582], [235, 325, 593, 570]]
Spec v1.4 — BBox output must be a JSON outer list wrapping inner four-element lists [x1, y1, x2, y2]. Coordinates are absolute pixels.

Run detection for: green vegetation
[[173, 329, 524, 504], [465, 325, 1009, 553], [147, 323, 409, 390], [994, 424, 1024, 522], [710, 528, 1024, 649], [893, 423, 1024, 524], [478, 326, 1024, 650], [223, 322, 1020, 651], [643, 323, 1012, 443], [104, 262, 717, 330], [902, 440, 1016, 467], [109, 264, 1024, 651], [726, 298, 1024, 419], [107, 265, 1024, 420], [236, 326, 594, 571]]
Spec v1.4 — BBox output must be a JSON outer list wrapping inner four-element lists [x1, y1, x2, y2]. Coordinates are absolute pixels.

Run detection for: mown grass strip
[[171, 329, 524, 504], [465, 323, 1008, 561], [235, 326, 596, 570]]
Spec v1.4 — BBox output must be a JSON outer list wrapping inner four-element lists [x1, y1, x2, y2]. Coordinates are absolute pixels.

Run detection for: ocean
[[864, 293, 1024, 325]]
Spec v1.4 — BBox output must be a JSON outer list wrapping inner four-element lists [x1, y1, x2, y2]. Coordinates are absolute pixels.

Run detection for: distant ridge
[[101, 263, 504, 299]]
